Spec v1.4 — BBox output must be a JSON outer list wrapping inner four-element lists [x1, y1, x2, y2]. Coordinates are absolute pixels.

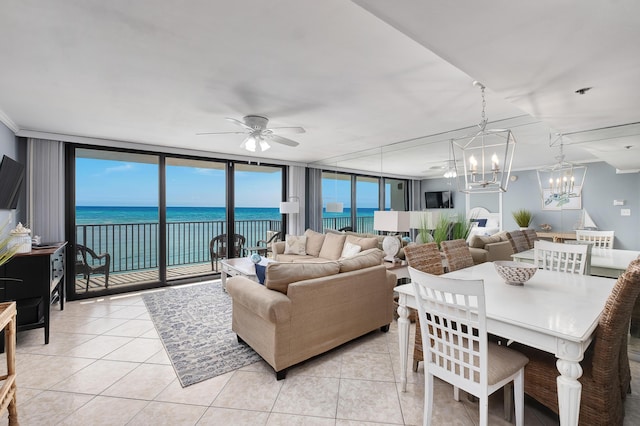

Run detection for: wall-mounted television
[[425, 190, 453, 209], [0, 155, 25, 210]]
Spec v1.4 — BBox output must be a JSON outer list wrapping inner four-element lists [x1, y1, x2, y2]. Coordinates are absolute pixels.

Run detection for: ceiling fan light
[[243, 136, 257, 152], [259, 139, 271, 152]]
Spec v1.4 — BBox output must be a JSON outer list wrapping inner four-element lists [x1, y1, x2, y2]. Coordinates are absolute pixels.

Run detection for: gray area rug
[[142, 282, 261, 387]]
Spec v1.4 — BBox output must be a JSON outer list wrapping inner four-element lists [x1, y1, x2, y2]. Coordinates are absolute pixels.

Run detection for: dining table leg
[[555, 342, 585, 426], [397, 293, 411, 392]]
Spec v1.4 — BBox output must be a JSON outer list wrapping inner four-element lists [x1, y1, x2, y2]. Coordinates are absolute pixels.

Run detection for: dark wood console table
[[0, 242, 66, 345]]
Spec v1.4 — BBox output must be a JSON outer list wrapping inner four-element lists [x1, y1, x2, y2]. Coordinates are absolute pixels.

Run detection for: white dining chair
[[534, 240, 588, 274], [575, 230, 614, 249], [409, 267, 529, 426]]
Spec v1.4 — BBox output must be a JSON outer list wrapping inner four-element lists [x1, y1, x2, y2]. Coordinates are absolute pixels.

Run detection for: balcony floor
[[74, 263, 216, 293]]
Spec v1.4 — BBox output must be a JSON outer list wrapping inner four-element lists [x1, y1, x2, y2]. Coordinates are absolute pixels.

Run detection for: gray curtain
[[27, 138, 65, 242], [306, 167, 323, 232], [287, 165, 306, 235]]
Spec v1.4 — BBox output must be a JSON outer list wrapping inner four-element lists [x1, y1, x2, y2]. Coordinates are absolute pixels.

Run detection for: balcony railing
[[76, 219, 283, 273], [321, 216, 375, 234]]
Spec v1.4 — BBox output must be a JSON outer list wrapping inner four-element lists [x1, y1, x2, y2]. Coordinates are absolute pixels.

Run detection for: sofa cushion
[[284, 235, 307, 255], [339, 248, 383, 273], [471, 233, 504, 249], [275, 254, 318, 263], [318, 233, 347, 260], [304, 229, 325, 257], [340, 241, 362, 258], [265, 261, 340, 294], [345, 235, 379, 251]]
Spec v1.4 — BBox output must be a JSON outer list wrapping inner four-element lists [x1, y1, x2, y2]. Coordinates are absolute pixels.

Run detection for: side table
[[0, 301, 18, 425]]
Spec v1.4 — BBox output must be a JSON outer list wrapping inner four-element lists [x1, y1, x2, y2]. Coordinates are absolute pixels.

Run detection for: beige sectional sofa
[[468, 231, 515, 264], [226, 248, 397, 379], [272, 228, 381, 262]]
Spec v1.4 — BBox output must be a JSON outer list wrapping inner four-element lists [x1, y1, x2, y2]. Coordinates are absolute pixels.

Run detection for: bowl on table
[[493, 261, 538, 286]]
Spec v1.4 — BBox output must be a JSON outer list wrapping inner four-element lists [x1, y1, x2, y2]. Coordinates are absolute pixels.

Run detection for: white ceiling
[[1, 0, 639, 178]]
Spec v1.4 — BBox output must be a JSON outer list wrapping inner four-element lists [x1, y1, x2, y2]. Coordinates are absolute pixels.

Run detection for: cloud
[[104, 164, 134, 174]]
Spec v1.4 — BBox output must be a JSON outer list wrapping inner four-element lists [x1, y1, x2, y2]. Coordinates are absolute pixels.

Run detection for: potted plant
[[0, 219, 19, 267], [432, 214, 451, 249], [512, 209, 533, 229], [451, 213, 474, 241]]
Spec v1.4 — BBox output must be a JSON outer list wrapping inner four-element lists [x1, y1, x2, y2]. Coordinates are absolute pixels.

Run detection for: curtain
[[306, 167, 323, 232], [287, 165, 306, 235], [27, 138, 65, 242]]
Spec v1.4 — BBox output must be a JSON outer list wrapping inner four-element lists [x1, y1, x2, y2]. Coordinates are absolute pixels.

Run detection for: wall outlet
[[621, 208, 631, 216]]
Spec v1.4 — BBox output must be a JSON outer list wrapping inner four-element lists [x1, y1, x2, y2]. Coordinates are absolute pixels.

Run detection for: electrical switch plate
[[621, 209, 631, 216], [613, 200, 625, 206]]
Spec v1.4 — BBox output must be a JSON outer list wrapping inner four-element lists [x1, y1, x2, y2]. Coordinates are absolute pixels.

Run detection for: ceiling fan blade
[[225, 117, 253, 131], [196, 131, 247, 135], [267, 126, 306, 135], [267, 134, 300, 147]]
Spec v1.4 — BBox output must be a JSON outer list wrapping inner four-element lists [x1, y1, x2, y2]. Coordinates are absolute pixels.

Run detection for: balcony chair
[[409, 268, 529, 426], [441, 239, 474, 272], [245, 231, 282, 258], [209, 233, 246, 272], [75, 244, 111, 292], [576, 230, 615, 249], [510, 258, 640, 426], [403, 242, 444, 372], [533, 240, 588, 275]]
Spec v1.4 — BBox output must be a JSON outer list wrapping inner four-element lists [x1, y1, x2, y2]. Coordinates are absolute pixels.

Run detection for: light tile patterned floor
[[2, 280, 640, 425]]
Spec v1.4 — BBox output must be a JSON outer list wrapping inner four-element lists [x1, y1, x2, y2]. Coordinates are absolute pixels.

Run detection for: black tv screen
[[0, 155, 25, 209], [425, 191, 453, 209]]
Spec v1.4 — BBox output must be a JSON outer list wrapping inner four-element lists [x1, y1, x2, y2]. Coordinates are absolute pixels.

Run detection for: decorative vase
[[250, 253, 261, 264]]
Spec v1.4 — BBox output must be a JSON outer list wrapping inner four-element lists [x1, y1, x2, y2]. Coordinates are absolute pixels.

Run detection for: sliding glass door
[[165, 157, 226, 280], [74, 149, 159, 295]]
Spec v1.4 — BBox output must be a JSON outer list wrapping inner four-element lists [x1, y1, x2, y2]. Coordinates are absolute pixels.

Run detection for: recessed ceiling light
[[575, 87, 592, 95]]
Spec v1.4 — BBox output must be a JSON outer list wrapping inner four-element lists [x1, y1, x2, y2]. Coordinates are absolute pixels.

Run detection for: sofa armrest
[[468, 247, 489, 264], [272, 241, 285, 255], [485, 240, 515, 262], [226, 276, 291, 323]]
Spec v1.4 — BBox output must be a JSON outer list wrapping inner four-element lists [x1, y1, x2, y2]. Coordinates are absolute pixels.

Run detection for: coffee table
[[220, 257, 272, 290]]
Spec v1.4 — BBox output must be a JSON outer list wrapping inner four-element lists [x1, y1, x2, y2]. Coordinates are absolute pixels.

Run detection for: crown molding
[[0, 109, 19, 133]]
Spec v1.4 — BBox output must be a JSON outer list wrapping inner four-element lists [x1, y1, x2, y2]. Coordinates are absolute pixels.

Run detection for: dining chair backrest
[[506, 230, 530, 253], [403, 242, 444, 275], [409, 267, 529, 426], [564, 240, 594, 275], [441, 239, 474, 271], [576, 230, 614, 249], [534, 240, 588, 274], [522, 229, 539, 249]]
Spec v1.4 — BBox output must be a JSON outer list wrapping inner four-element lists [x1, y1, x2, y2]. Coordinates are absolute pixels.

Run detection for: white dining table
[[394, 262, 616, 426], [512, 247, 640, 278]]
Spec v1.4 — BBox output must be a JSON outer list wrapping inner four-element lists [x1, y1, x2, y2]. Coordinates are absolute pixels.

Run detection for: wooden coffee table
[[220, 257, 272, 290]]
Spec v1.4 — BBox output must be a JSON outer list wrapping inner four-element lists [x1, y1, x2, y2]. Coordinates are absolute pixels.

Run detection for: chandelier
[[451, 81, 516, 193], [536, 134, 587, 206]]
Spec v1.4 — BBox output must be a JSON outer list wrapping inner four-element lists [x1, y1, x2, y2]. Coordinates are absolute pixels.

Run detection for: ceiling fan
[[197, 115, 305, 153]]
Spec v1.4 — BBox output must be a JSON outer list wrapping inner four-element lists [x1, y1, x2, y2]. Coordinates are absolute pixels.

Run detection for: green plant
[[512, 209, 533, 228], [432, 214, 450, 249], [0, 219, 19, 267], [451, 213, 474, 241], [417, 213, 433, 244]]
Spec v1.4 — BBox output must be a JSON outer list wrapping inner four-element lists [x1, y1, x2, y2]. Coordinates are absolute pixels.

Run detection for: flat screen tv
[[425, 190, 453, 209], [0, 155, 25, 209]]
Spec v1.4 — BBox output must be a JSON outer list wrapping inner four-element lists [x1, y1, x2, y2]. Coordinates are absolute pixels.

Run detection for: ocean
[[76, 206, 376, 225]]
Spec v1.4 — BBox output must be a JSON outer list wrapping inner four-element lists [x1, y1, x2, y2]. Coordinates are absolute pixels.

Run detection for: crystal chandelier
[[451, 81, 516, 193], [536, 134, 587, 206]]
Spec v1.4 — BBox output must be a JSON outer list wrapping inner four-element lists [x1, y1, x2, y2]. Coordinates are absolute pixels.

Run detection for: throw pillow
[[470, 218, 488, 227], [339, 248, 383, 273], [340, 241, 362, 258], [304, 229, 325, 257], [318, 233, 347, 260], [345, 235, 379, 251], [265, 261, 340, 294], [284, 235, 307, 255]]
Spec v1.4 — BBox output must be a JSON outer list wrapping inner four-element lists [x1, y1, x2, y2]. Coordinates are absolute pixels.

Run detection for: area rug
[[142, 282, 261, 387]]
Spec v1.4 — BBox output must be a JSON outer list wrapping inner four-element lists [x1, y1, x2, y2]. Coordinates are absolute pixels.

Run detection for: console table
[[0, 242, 66, 345]]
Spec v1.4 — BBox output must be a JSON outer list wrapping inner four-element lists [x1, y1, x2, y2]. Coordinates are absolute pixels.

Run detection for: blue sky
[[76, 158, 382, 208]]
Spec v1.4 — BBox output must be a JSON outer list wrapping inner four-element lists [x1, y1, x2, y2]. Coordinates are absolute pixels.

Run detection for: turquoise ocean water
[[76, 206, 375, 225]]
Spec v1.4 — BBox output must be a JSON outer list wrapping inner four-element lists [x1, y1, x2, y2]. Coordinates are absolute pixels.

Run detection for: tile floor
[[2, 280, 640, 425]]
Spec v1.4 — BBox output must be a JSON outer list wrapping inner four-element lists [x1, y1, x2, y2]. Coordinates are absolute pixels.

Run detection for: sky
[[76, 158, 382, 208]]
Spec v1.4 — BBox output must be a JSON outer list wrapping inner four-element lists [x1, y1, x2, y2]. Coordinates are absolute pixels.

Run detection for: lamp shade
[[409, 211, 440, 230], [373, 211, 411, 233], [279, 200, 299, 214], [325, 202, 344, 213]]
